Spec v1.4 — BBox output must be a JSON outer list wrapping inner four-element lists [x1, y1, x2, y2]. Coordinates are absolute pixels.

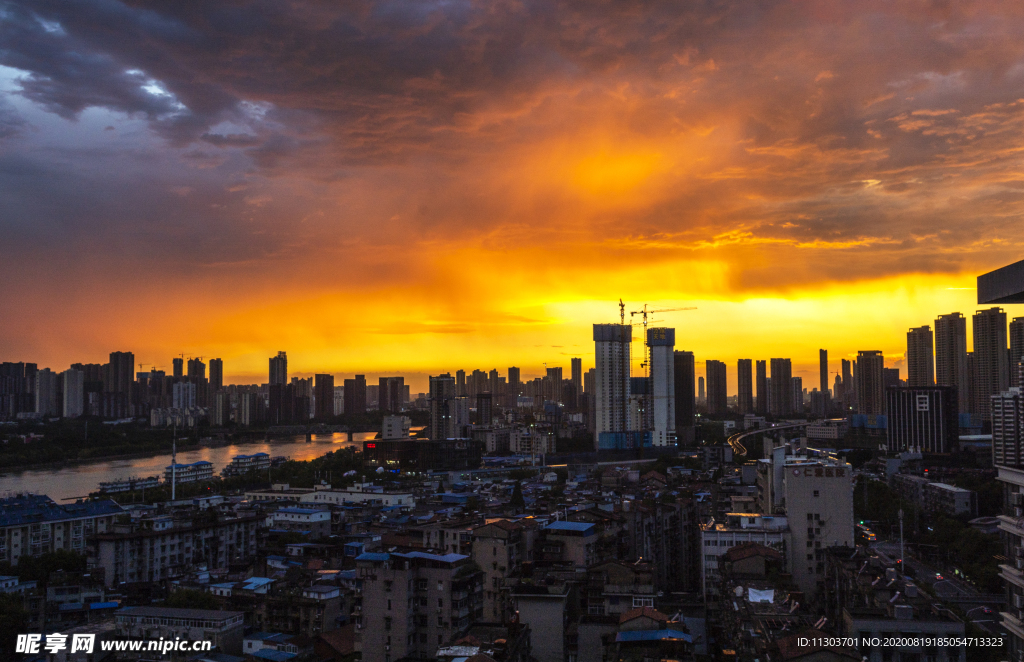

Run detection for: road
[[872, 540, 1006, 637]]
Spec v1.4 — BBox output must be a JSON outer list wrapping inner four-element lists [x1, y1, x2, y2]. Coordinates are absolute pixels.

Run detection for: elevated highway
[[726, 421, 813, 457]]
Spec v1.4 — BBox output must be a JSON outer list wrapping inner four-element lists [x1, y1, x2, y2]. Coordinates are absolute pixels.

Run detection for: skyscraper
[[737, 359, 753, 414], [791, 376, 803, 413], [343, 375, 367, 416], [209, 358, 223, 391], [187, 358, 206, 383], [545, 367, 563, 403], [507, 367, 520, 407], [62, 369, 84, 418], [429, 373, 458, 440], [269, 351, 288, 385], [314, 374, 335, 420], [571, 357, 583, 397], [755, 360, 767, 414], [769, 358, 793, 417], [841, 359, 853, 409], [819, 349, 828, 396], [973, 307, 1009, 421], [172, 357, 183, 379], [378, 376, 405, 413], [456, 370, 466, 396], [34, 368, 58, 416], [706, 360, 728, 415], [107, 351, 135, 408], [935, 312, 969, 413], [593, 324, 631, 448], [648, 328, 676, 446], [674, 351, 695, 445], [1010, 317, 1024, 388], [906, 326, 934, 387], [698, 376, 705, 402], [855, 351, 885, 415]]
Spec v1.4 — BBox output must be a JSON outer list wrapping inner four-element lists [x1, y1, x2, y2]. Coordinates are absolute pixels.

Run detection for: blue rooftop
[[356, 552, 391, 562], [0, 494, 123, 528], [276, 507, 321, 515], [545, 521, 595, 533], [251, 650, 296, 661], [615, 630, 693, 643]]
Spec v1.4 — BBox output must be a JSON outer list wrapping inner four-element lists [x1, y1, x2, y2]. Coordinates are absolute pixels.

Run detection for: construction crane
[[628, 304, 697, 445]]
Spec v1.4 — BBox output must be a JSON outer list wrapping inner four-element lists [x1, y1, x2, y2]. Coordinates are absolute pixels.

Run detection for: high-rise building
[[476, 392, 493, 426], [886, 386, 958, 454], [456, 370, 466, 396], [593, 324, 631, 448], [545, 367, 563, 403], [674, 351, 695, 445], [706, 360, 727, 415], [172, 357, 183, 379], [571, 357, 583, 397], [378, 376, 405, 413], [883, 367, 901, 391], [429, 373, 458, 440], [992, 386, 1024, 468], [209, 359, 223, 391], [1010, 317, 1024, 388], [791, 376, 803, 412], [34, 368, 58, 416], [107, 351, 135, 407], [698, 376, 705, 402], [906, 326, 934, 387], [737, 359, 753, 414], [507, 367, 520, 406], [648, 328, 675, 446], [172, 382, 196, 409], [187, 358, 205, 383], [856, 351, 885, 415], [212, 391, 231, 427], [973, 307, 1009, 421], [313, 374, 335, 420], [819, 349, 828, 396], [343, 375, 367, 416], [841, 359, 853, 409], [269, 351, 288, 386], [755, 360, 767, 414], [61, 369, 84, 418], [769, 358, 793, 417], [935, 312, 969, 413]]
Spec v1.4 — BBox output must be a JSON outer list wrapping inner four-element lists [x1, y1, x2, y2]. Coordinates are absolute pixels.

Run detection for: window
[[438, 598, 443, 608], [437, 581, 443, 591], [632, 597, 654, 607], [813, 490, 820, 497], [806, 541, 813, 548], [806, 514, 813, 520]]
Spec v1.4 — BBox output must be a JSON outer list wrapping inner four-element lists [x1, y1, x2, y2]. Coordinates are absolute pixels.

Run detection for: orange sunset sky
[[2, 1, 1024, 392]]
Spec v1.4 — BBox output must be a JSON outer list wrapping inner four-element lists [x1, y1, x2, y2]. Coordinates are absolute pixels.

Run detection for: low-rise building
[[923, 482, 977, 518], [89, 513, 259, 586], [115, 606, 245, 655], [164, 461, 215, 484], [0, 494, 122, 565], [701, 514, 789, 596], [270, 507, 331, 538]]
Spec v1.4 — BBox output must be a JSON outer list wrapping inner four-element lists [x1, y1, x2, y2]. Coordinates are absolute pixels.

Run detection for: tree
[[0, 593, 28, 662], [163, 588, 220, 610], [510, 481, 525, 512]]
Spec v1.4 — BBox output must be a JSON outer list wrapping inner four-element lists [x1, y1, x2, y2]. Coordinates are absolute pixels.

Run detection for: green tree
[[163, 588, 220, 610], [0, 593, 28, 662]]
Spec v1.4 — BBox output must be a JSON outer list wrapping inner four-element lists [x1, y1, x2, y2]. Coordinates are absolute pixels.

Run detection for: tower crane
[[628, 304, 697, 446]]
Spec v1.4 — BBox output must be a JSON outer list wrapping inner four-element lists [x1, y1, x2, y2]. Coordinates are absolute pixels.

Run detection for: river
[[0, 432, 379, 503]]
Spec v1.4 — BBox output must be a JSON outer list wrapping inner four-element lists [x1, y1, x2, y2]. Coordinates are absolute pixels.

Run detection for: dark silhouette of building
[[769, 358, 793, 417], [886, 386, 958, 454], [343, 375, 367, 416], [378, 376, 405, 413], [737, 359, 753, 414], [755, 360, 767, 415], [269, 351, 288, 386], [314, 374, 335, 420], [906, 326, 934, 387], [935, 312, 969, 413], [172, 357, 183, 379], [973, 307, 1009, 421], [856, 351, 885, 416], [706, 360, 728, 415], [476, 392, 493, 426], [209, 359, 223, 392]]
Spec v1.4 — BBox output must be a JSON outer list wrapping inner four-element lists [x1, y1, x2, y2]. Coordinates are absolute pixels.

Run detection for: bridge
[[727, 421, 814, 457]]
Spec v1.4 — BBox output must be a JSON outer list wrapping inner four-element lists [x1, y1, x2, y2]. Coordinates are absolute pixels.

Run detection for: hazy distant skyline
[[1, 1, 1022, 387]]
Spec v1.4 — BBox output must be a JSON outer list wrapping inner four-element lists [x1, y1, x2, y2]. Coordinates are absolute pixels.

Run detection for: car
[[982, 607, 993, 614], [935, 574, 944, 580]]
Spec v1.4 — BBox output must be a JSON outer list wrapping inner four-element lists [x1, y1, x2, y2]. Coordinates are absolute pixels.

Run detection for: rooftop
[[0, 494, 123, 527]]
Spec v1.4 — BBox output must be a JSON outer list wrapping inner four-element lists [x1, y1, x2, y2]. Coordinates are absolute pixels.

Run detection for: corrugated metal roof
[[615, 629, 692, 643]]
